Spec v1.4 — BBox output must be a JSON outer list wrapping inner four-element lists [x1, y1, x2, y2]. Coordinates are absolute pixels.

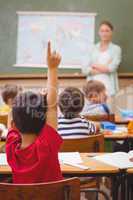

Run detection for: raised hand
[[47, 41, 61, 69]]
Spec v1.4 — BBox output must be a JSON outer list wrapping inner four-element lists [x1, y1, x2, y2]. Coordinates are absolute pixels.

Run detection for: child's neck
[[72, 114, 80, 118], [21, 133, 37, 149]]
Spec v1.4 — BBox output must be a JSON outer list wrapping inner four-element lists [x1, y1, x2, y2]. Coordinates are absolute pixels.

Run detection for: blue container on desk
[[101, 121, 116, 131], [120, 109, 133, 120]]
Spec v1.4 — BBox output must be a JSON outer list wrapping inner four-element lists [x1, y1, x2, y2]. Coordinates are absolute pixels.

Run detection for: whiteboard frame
[[14, 11, 97, 68], [16, 11, 97, 17]]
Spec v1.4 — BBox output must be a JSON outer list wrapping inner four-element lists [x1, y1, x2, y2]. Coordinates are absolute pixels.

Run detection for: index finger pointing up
[[47, 41, 51, 58]]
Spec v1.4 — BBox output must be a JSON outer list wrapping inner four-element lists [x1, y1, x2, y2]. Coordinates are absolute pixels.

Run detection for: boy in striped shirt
[[58, 87, 97, 138]]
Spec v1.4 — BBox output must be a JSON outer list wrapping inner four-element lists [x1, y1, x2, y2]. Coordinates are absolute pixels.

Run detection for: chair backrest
[[0, 178, 80, 200], [0, 114, 8, 126], [83, 114, 115, 122], [60, 133, 104, 153]]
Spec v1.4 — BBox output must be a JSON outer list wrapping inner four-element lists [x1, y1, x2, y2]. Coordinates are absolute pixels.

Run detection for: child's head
[[83, 80, 107, 104], [59, 87, 84, 119], [12, 91, 47, 135], [2, 84, 22, 107]]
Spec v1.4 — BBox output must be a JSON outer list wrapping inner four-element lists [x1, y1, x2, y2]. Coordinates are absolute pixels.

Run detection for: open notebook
[[94, 151, 133, 169], [0, 153, 8, 165], [59, 152, 89, 170]]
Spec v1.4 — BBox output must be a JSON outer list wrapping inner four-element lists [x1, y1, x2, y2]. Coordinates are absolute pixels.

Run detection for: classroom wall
[[0, 75, 133, 90], [0, 0, 133, 74], [0, 75, 132, 114]]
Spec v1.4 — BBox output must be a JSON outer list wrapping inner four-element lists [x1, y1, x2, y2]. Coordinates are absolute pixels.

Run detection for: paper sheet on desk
[[0, 153, 8, 165], [58, 152, 83, 164], [94, 152, 133, 169], [112, 126, 128, 134], [58, 152, 89, 170]]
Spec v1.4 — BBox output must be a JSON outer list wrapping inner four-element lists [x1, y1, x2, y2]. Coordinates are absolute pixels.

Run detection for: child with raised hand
[[6, 42, 63, 184]]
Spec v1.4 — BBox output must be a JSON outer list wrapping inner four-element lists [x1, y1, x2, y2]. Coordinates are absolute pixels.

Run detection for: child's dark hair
[[2, 84, 22, 104], [59, 87, 84, 119], [12, 91, 47, 134], [83, 80, 106, 99]]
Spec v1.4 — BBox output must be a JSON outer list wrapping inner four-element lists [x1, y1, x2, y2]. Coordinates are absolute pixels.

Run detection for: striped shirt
[[58, 116, 96, 139]]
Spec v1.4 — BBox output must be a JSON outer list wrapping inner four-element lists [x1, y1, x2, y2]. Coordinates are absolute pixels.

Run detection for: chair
[[83, 113, 115, 122], [60, 133, 104, 153], [81, 188, 110, 200], [0, 178, 80, 200], [0, 114, 8, 127]]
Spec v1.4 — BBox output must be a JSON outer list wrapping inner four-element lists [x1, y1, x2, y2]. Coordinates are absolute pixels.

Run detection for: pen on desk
[[63, 162, 90, 170], [87, 154, 97, 157]]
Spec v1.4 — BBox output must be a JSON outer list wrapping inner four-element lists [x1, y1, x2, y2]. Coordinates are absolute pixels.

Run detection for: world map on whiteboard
[[15, 12, 96, 68]]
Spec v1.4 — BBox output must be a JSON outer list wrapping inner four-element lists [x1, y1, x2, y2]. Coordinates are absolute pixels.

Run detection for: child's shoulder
[[58, 116, 86, 123], [40, 123, 61, 140], [41, 123, 56, 132], [40, 123, 63, 150], [6, 128, 21, 146]]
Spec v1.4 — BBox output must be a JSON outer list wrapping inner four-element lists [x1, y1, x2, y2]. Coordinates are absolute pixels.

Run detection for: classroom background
[[0, 0, 133, 108]]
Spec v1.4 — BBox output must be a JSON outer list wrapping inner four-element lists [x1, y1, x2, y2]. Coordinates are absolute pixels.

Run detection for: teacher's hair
[[100, 21, 114, 31]]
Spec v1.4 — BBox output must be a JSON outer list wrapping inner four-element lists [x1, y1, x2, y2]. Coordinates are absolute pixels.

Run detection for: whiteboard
[[15, 12, 96, 69]]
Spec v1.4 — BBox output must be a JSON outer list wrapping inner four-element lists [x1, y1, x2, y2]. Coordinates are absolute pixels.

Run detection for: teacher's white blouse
[[82, 42, 122, 96]]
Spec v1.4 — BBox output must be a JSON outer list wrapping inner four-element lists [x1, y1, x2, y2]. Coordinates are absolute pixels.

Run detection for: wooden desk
[[0, 153, 123, 200], [61, 153, 119, 175], [0, 165, 11, 175], [0, 153, 119, 175], [127, 169, 133, 174], [115, 116, 129, 125], [103, 124, 133, 141], [104, 133, 128, 141]]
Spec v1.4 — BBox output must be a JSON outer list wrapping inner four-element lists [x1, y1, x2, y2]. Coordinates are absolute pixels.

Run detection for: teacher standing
[[82, 21, 122, 96]]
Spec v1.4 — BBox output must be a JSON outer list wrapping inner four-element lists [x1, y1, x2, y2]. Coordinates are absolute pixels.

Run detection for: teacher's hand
[[90, 68, 100, 75], [92, 64, 110, 73]]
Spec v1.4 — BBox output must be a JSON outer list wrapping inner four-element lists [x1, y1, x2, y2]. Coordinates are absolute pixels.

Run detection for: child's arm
[[94, 122, 100, 133], [7, 111, 12, 129], [88, 121, 100, 135], [7, 111, 16, 130], [46, 42, 61, 130]]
